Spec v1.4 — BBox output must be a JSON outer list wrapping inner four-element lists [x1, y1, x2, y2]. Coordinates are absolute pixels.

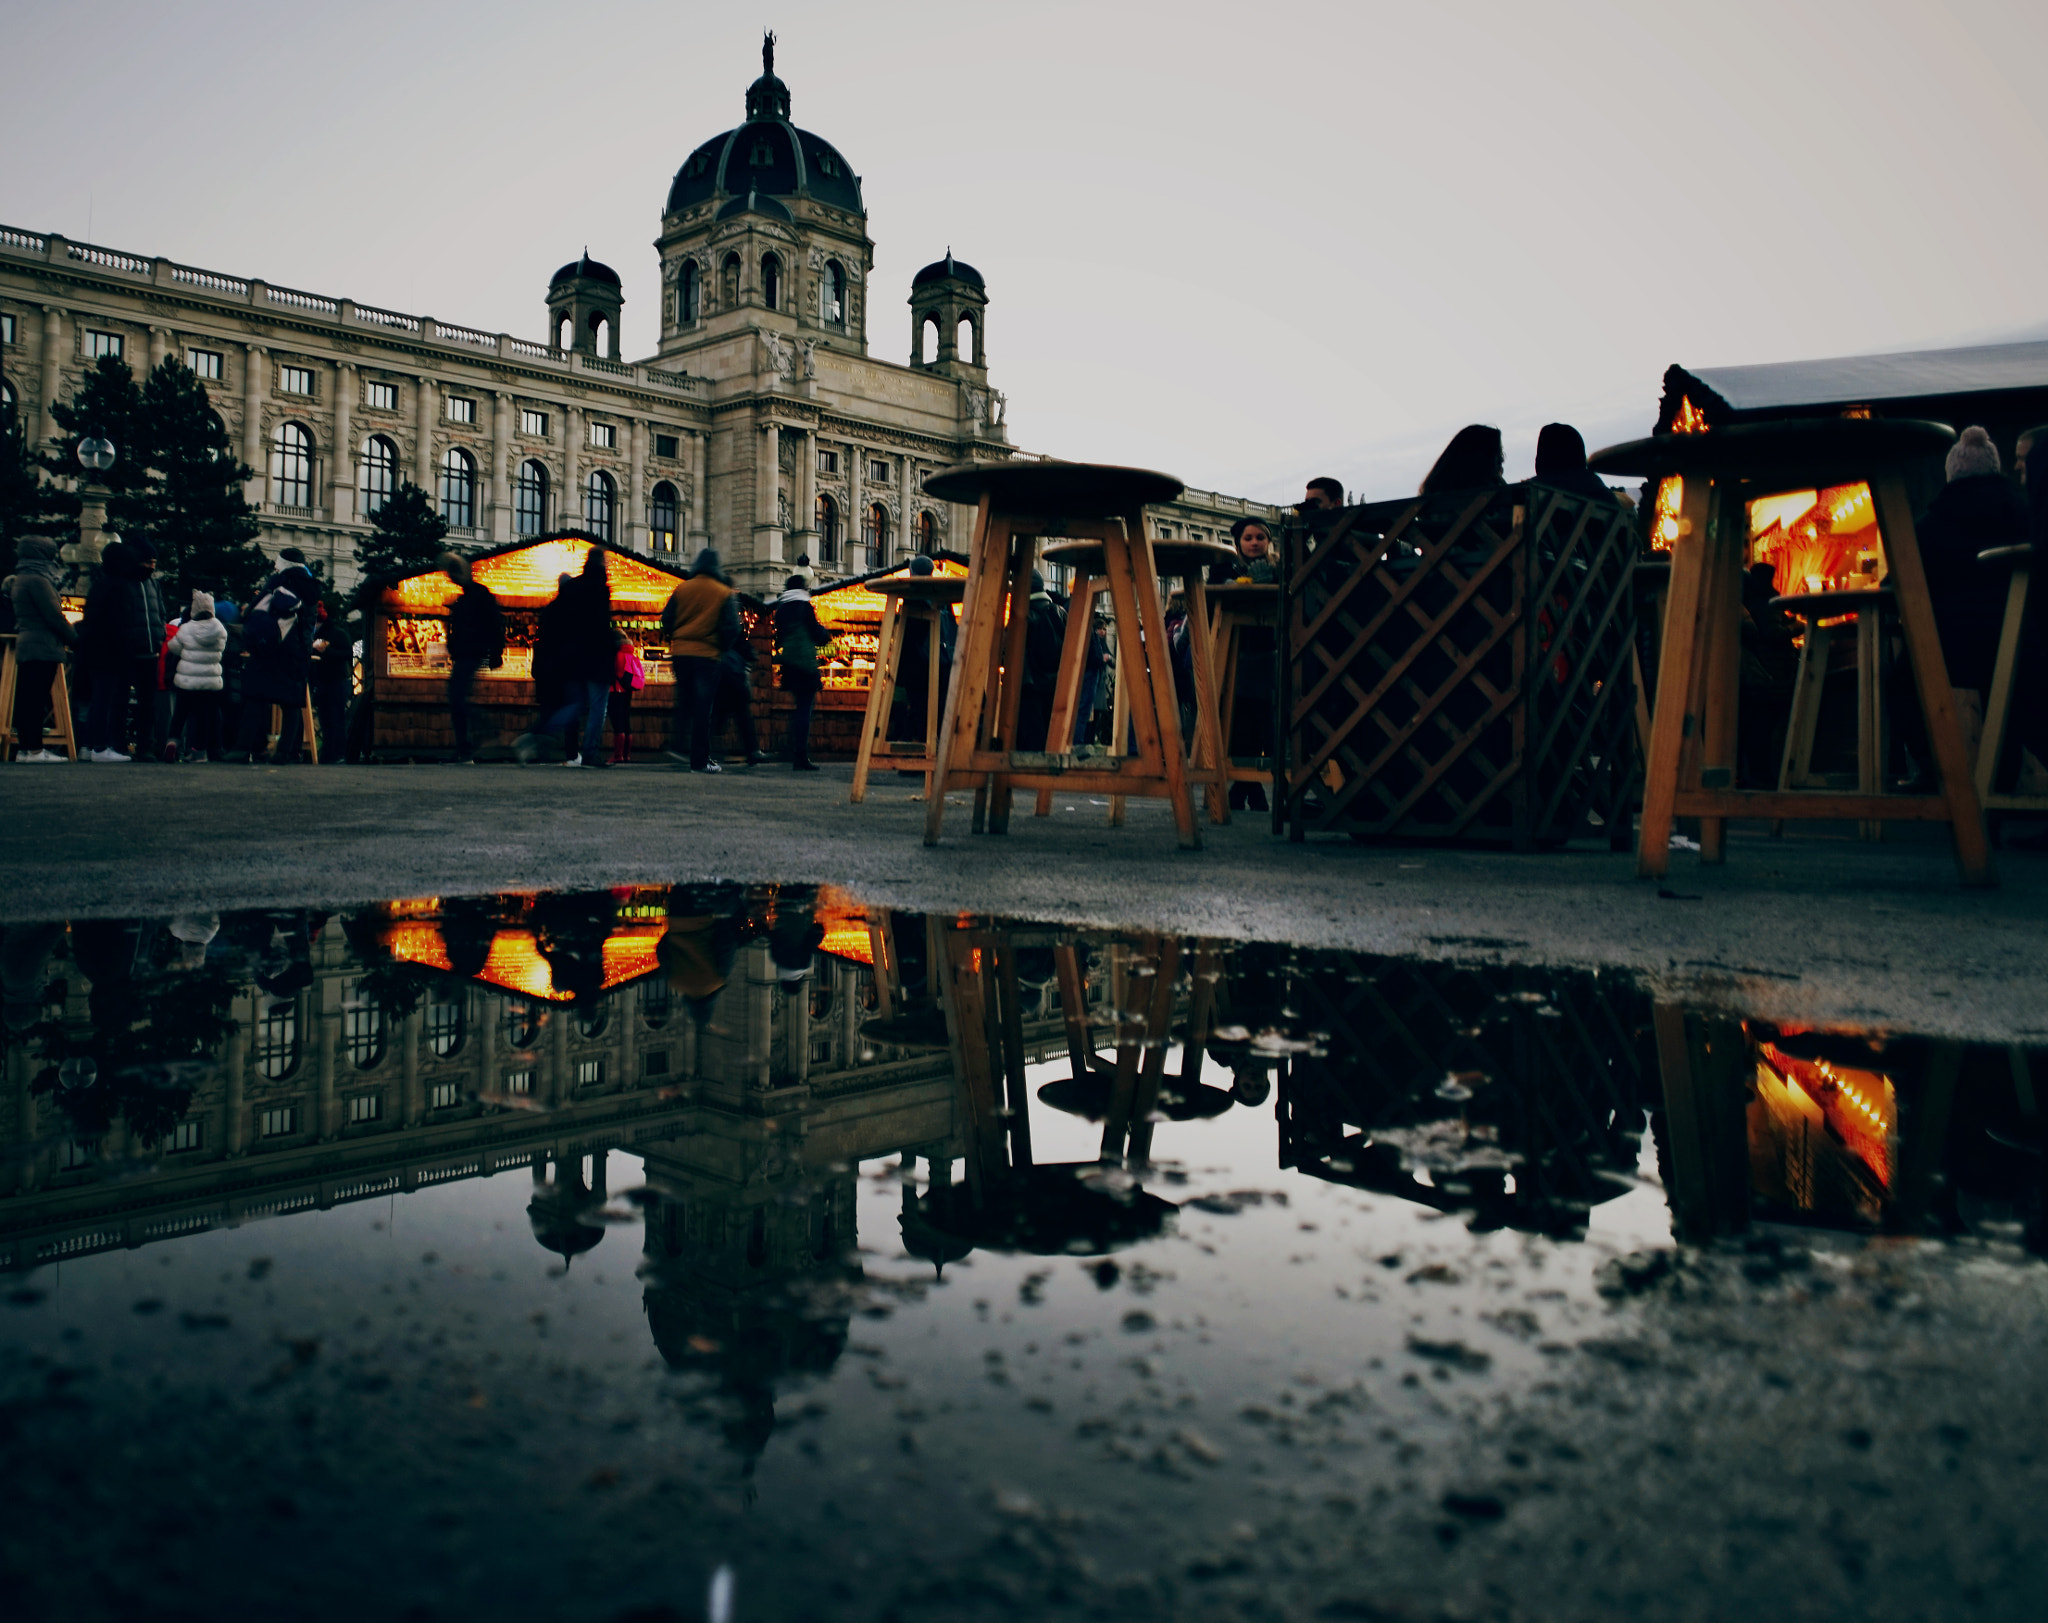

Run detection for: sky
[[4, 0, 2043, 503]]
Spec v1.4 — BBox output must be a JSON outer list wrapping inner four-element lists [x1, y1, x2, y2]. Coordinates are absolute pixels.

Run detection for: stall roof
[[1683, 340, 2048, 414], [385, 534, 690, 613]]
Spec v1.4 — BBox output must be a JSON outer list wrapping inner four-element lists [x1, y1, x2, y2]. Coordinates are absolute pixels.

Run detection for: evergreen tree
[[354, 479, 449, 606], [133, 359, 264, 603], [40, 353, 148, 544], [0, 407, 63, 579]]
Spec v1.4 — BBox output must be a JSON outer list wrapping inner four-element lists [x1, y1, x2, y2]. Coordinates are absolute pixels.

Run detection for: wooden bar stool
[[849, 574, 965, 804], [1038, 534, 1237, 825], [1771, 588, 1892, 841], [1202, 581, 1280, 812], [268, 686, 321, 764], [920, 460, 1212, 849], [1974, 544, 2048, 817], [1590, 418, 1993, 886], [0, 636, 80, 761]]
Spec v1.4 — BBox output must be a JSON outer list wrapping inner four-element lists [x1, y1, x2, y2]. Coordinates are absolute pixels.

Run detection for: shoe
[[695, 761, 723, 774], [793, 761, 820, 772], [513, 733, 539, 765], [89, 748, 131, 763], [15, 750, 65, 763], [562, 755, 584, 768], [746, 751, 771, 767]]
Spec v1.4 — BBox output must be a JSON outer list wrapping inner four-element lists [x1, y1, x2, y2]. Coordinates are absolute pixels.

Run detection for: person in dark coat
[[1017, 570, 1066, 751], [1420, 424, 1506, 495], [214, 600, 246, 753], [517, 548, 613, 767], [80, 535, 168, 762], [441, 551, 504, 760], [1532, 422, 1623, 503], [772, 576, 830, 770], [1208, 517, 1279, 810], [6, 535, 76, 761], [227, 549, 321, 762], [308, 599, 351, 764]]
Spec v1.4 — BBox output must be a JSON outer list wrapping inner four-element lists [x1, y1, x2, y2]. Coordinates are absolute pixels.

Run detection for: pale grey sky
[[5, 0, 2043, 501]]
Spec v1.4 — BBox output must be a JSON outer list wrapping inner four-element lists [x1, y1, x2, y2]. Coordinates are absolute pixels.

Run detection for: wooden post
[[1976, 559, 2031, 806], [926, 497, 998, 846], [849, 591, 902, 803], [1636, 478, 1716, 877], [1182, 571, 1229, 824]]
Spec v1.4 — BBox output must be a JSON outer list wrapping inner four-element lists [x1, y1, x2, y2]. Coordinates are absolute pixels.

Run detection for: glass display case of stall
[[366, 535, 690, 760]]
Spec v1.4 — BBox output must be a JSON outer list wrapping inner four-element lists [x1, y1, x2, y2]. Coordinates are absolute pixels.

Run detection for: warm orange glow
[[1748, 480, 1881, 596], [814, 884, 877, 965], [811, 561, 965, 690], [1670, 395, 1709, 435], [1652, 477, 1684, 552], [379, 907, 667, 1001], [1758, 1042, 1894, 1188], [385, 540, 686, 614]]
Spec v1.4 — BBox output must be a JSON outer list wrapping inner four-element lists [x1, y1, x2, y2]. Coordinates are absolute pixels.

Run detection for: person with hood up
[[1531, 423, 1623, 503], [772, 574, 832, 770], [7, 535, 76, 761], [660, 547, 743, 772], [167, 591, 229, 761], [79, 535, 168, 762], [516, 547, 613, 767], [226, 547, 321, 763], [442, 551, 504, 761]]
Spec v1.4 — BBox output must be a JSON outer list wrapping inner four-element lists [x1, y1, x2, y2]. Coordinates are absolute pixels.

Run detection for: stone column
[[549, 1005, 570, 1107], [688, 431, 709, 550], [9, 1045, 37, 1194], [414, 374, 437, 492], [330, 363, 356, 524], [148, 326, 169, 373], [477, 987, 499, 1098], [224, 1018, 247, 1156], [786, 977, 810, 1085], [745, 940, 774, 1091], [242, 345, 267, 508], [617, 986, 637, 1091], [400, 1008, 423, 1126], [900, 456, 915, 558], [793, 428, 816, 561], [628, 418, 647, 550], [315, 997, 340, 1140], [37, 307, 64, 453], [563, 405, 582, 530], [756, 420, 782, 566], [490, 392, 513, 543]]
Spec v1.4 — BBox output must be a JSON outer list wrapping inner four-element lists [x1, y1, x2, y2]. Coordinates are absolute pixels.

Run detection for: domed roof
[[913, 250, 984, 291], [664, 36, 864, 219], [551, 251, 621, 289]]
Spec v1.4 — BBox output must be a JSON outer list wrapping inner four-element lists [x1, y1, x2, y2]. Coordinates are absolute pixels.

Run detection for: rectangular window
[[446, 397, 476, 425], [186, 347, 222, 379], [817, 449, 838, 475], [4, 313, 20, 344], [521, 409, 549, 437], [259, 1107, 297, 1138], [642, 1050, 670, 1077], [588, 421, 616, 449], [654, 433, 679, 460], [61, 1138, 95, 1170], [85, 330, 123, 359], [279, 365, 314, 396], [428, 1081, 461, 1110], [575, 1059, 602, 1088], [169, 1120, 204, 1152], [503, 1068, 534, 1096], [366, 381, 397, 410], [868, 459, 891, 484], [348, 1094, 382, 1124]]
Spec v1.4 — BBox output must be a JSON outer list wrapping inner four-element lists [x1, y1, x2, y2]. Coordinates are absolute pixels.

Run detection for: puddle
[[2, 888, 2043, 1622]]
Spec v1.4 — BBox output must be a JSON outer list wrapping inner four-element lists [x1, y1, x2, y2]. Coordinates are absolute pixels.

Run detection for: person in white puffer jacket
[[168, 591, 229, 762]]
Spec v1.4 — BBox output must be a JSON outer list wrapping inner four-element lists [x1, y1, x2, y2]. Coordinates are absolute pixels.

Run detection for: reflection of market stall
[[365, 534, 690, 760]]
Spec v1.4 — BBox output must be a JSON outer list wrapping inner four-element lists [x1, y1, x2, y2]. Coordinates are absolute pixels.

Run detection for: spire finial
[[763, 30, 775, 77]]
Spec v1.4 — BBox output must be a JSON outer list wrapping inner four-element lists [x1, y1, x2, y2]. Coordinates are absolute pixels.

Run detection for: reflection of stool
[[1974, 544, 2048, 816], [1772, 588, 1891, 841], [920, 461, 1214, 849], [1203, 582, 1280, 816], [0, 637, 79, 761], [849, 574, 965, 804], [269, 686, 320, 764]]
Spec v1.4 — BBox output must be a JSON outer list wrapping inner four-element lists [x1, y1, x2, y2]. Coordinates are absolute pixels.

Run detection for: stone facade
[[0, 47, 1273, 598]]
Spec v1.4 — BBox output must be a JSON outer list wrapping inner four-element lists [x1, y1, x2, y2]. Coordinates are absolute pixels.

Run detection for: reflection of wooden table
[[1040, 536, 1239, 826], [920, 460, 1211, 848], [1591, 417, 1992, 885], [1203, 582, 1279, 808], [1771, 588, 1892, 841], [849, 575, 964, 805]]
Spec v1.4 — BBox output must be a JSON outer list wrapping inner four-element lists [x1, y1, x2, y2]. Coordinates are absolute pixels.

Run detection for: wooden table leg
[[1637, 480, 1715, 877], [1698, 519, 1741, 863], [1773, 618, 1833, 836], [850, 593, 901, 804], [1054, 942, 1094, 1083], [986, 532, 1038, 834], [1120, 514, 1201, 850], [1856, 605, 1886, 842], [1977, 564, 2029, 803], [1036, 576, 1100, 817], [1183, 574, 1229, 825], [1871, 477, 1994, 885], [1108, 656, 1130, 827], [926, 498, 999, 846], [1124, 938, 1182, 1168]]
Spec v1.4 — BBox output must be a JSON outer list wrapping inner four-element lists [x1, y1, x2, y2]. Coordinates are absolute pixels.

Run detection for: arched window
[[554, 314, 570, 350], [514, 460, 549, 536], [957, 317, 976, 365], [640, 978, 671, 1030], [271, 422, 313, 508], [679, 261, 699, 325], [590, 313, 609, 354], [584, 470, 616, 541], [426, 990, 465, 1057], [921, 316, 938, 365], [862, 502, 887, 560], [822, 260, 846, 328], [439, 447, 476, 529], [649, 481, 680, 553], [360, 434, 398, 516], [917, 510, 937, 555], [343, 980, 385, 1071], [761, 253, 781, 311], [815, 494, 839, 563], [501, 997, 542, 1051], [575, 1006, 608, 1040], [720, 254, 740, 309], [255, 999, 299, 1080]]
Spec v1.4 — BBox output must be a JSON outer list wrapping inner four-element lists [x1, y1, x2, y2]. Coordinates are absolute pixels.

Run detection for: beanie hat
[[216, 601, 239, 625], [279, 545, 307, 564], [128, 535, 159, 562], [189, 590, 215, 617], [908, 554, 934, 576]]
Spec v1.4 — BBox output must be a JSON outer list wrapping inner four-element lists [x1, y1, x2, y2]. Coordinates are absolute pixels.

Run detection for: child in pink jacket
[[608, 631, 647, 764]]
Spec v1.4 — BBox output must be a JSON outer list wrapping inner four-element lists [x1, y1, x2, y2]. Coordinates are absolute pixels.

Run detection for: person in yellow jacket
[[660, 548, 743, 772]]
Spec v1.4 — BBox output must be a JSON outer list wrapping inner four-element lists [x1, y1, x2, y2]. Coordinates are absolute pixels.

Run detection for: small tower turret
[[909, 250, 988, 379], [547, 250, 624, 360]]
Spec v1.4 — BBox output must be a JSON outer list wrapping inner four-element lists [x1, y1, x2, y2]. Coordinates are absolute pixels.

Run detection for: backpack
[[243, 587, 302, 651]]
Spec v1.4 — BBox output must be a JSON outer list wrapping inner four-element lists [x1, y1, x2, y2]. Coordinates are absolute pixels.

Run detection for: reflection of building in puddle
[[1750, 1038, 1895, 1227]]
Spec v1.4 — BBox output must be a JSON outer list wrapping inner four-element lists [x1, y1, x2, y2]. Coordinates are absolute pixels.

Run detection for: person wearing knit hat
[[6, 535, 76, 761], [168, 589, 229, 761]]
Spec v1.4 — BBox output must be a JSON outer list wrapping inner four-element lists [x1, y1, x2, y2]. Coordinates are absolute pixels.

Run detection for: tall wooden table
[[848, 574, 965, 804], [921, 460, 1212, 849], [1590, 418, 1993, 885]]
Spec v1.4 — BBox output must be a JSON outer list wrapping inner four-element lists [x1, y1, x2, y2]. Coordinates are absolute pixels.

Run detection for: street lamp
[[70, 433, 118, 564], [77, 434, 117, 474]]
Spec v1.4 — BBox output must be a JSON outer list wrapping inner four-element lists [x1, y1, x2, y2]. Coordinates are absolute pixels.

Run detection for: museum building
[[0, 39, 1271, 596]]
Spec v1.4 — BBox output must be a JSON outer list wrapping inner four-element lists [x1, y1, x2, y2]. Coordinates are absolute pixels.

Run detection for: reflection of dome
[[912, 251, 983, 290], [528, 1175, 605, 1262], [550, 252, 620, 288], [664, 38, 864, 218]]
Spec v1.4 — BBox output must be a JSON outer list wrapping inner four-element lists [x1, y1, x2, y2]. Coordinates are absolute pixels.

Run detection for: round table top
[[1978, 543, 2035, 569], [1588, 417, 1956, 485], [923, 458, 1185, 513], [871, 576, 967, 603], [1769, 586, 1894, 619], [1041, 537, 1240, 577]]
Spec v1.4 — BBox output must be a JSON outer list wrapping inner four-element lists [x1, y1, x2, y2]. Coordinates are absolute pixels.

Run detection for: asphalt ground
[[5, 759, 2047, 1039]]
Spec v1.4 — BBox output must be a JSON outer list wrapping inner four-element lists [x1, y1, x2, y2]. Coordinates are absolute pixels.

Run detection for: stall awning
[[1684, 339, 2048, 415]]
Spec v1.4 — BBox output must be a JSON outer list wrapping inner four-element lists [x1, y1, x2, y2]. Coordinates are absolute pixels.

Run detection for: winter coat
[[612, 641, 647, 694], [661, 573, 735, 663], [447, 581, 505, 666], [79, 542, 167, 668], [7, 538, 75, 663], [217, 612, 247, 704], [1905, 473, 2032, 694], [243, 565, 322, 704], [545, 567, 614, 686], [171, 616, 229, 692], [772, 589, 830, 689], [1023, 591, 1066, 691], [309, 610, 350, 694]]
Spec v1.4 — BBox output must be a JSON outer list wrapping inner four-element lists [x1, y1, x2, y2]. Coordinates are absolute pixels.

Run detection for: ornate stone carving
[[795, 335, 820, 379], [759, 328, 793, 379]]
